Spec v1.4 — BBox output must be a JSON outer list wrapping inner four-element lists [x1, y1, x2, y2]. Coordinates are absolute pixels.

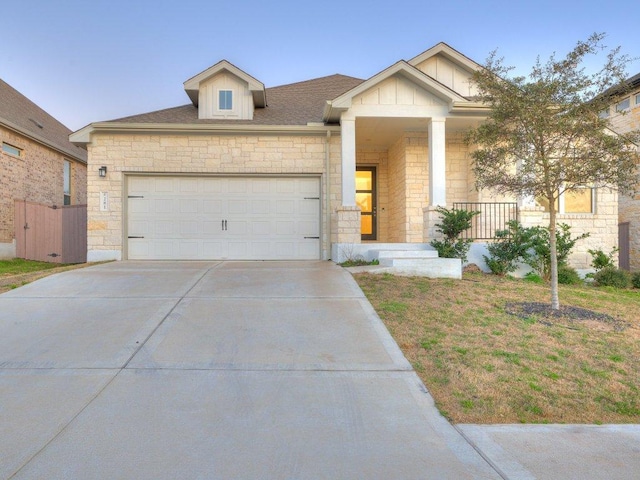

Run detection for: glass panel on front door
[[356, 167, 376, 240]]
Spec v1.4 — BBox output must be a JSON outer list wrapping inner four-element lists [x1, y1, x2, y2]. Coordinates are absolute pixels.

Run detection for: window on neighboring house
[[2, 142, 22, 157], [616, 97, 630, 112], [63, 160, 71, 205], [218, 90, 233, 110], [536, 187, 594, 214], [635, 93, 640, 108], [598, 108, 610, 119]]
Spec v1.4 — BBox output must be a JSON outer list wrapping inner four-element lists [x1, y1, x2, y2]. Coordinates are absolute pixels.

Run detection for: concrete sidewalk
[[1, 261, 638, 479]]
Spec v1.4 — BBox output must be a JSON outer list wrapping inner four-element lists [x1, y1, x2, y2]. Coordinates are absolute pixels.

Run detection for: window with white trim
[[218, 90, 233, 110], [635, 93, 640, 108], [63, 160, 71, 205], [616, 97, 630, 112], [536, 187, 594, 214], [2, 142, 22, 157]]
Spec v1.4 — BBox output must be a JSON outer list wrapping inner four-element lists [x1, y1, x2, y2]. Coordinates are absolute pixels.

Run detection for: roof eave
[[69, 122, 341, 145], [1, 117, 87, 163]]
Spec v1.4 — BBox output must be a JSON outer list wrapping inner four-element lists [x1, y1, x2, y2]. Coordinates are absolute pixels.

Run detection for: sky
[[1, 0, 638, 132]]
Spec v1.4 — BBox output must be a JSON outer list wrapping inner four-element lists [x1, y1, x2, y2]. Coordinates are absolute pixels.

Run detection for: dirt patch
[[505, 301, 628, 332]]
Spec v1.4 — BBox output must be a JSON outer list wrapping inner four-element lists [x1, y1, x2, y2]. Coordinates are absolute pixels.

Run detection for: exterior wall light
[[98, 166, 107, 177]]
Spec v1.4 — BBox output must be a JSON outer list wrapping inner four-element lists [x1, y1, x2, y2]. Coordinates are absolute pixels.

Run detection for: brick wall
[[0, 125, 87, 248]]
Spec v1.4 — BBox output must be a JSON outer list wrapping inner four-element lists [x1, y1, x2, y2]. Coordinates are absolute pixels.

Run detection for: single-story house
[[70, 43, 618, 270], [0, 79, 88, 258], [601, 72, 640, 270]]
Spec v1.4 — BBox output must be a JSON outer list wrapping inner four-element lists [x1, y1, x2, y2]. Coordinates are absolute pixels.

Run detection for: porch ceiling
[[355, 116, 482, 148]]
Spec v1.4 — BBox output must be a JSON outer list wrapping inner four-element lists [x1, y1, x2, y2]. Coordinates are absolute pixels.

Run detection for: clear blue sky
[[1, 0, 637, 131]]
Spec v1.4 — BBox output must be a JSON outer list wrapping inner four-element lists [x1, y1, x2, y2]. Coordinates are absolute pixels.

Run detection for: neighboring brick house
[[604, 72, 640, 270], [0, 79, 88, 258], [69, 43, 619, 272]]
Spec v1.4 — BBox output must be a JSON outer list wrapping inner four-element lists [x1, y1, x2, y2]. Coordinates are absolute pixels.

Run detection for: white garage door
[[126, 176, 320, 260]]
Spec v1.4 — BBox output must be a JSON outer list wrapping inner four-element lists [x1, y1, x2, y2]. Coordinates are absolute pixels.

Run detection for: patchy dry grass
[[354, 271, 640, 424], [0, 259, 95, 294]]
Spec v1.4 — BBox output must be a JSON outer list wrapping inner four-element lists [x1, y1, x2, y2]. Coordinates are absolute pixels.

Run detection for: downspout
[[325, 130, 331, 260]]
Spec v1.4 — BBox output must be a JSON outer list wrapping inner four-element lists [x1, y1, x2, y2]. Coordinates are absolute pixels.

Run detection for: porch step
[[366, 249, 461, 279], [374, 250, 439, 266]]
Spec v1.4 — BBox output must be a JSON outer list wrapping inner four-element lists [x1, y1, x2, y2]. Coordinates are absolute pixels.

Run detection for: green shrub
[[523, 271, 544, 284], [525, 223, 589, 280], [593, 267, 631, 289], [484, 220, 533, 275], [429, 206, 480, 263], [557, 265, 582, 285], [588, 247, 619, 272], [631, 272, 640, 289]]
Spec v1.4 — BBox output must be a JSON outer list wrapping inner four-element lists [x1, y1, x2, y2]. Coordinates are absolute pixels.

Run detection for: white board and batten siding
[[414, 55, 478, 97], [126, 176, 321, 260], [198, 72, 254, 120]]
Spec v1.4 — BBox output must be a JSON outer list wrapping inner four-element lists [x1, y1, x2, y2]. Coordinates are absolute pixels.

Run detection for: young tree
[[466, 33, 640, 309]]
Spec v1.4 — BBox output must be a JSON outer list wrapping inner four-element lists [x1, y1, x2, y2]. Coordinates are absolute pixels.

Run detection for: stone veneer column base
[[423, 206, 445, 242], [335, 206, 361, 244]]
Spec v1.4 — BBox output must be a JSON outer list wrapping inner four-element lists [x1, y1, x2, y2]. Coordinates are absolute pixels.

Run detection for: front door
[[356, 167, 377, 241]]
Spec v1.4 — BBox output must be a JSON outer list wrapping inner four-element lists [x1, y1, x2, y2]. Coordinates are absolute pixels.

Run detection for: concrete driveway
[[0, 261, 499, 479]]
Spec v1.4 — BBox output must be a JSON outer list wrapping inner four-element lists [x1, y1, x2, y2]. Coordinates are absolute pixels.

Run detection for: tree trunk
[[549, 208, 560, 310]]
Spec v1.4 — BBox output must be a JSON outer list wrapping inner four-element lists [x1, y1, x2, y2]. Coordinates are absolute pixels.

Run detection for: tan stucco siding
[[87, 133, 341, 258], [0, 125, 87, 246]]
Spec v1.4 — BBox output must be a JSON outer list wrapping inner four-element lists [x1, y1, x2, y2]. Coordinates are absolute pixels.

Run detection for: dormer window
[[219, 90, 233, 110]]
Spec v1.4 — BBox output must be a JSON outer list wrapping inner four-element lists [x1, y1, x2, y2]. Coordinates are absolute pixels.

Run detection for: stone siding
[[0, 125, 87, 251], [87, 133, 341, 259], [519, 188, 619, 269], [609, 91, 640, 270]]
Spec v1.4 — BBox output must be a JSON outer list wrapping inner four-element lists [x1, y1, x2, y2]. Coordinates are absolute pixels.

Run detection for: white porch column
[[428, 117, 446, 206], [341, 115, 356, 206]]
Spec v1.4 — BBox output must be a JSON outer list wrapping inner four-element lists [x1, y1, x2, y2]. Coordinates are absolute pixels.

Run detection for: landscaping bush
[[632, 272, 640, 289], [588, 247, 619, 272], [523, 271, 544, 284], [593, 267, 631, 289], [557, 265, 582, 285], [429, 206, 479, 263], [525, 223, 589, 280], [483, 220, 533, 275]]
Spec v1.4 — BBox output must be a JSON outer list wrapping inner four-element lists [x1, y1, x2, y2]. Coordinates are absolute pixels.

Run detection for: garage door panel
[[154, 178, 175, 193], [127, 176, 320, 260]]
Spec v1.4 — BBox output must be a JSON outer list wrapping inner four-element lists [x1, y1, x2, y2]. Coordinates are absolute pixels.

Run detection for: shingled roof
[[0, 79, 87, 162], [110, 74, 364, 126]]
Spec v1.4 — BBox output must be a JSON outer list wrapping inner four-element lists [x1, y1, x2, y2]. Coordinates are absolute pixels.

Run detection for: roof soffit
[[183, 60, 266, 107]]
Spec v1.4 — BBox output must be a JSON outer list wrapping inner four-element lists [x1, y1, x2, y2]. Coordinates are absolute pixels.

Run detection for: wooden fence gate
[[14, 200, 87, 264], [618, 222, 630, 271]]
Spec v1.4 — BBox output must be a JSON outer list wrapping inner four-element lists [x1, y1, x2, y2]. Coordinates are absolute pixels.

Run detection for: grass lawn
[[354, 271, 640, 424], [0, 258, 91, 293], [0, 258, 64, 276]]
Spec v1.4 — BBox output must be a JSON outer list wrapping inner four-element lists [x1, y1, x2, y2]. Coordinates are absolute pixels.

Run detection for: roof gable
[[409, 42, 482, 97], [323, 61, 467, 122], [183, 60, 266, 108]]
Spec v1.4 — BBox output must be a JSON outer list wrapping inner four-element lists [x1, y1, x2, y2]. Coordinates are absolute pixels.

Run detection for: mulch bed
[[505, 301, 628, 332]]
